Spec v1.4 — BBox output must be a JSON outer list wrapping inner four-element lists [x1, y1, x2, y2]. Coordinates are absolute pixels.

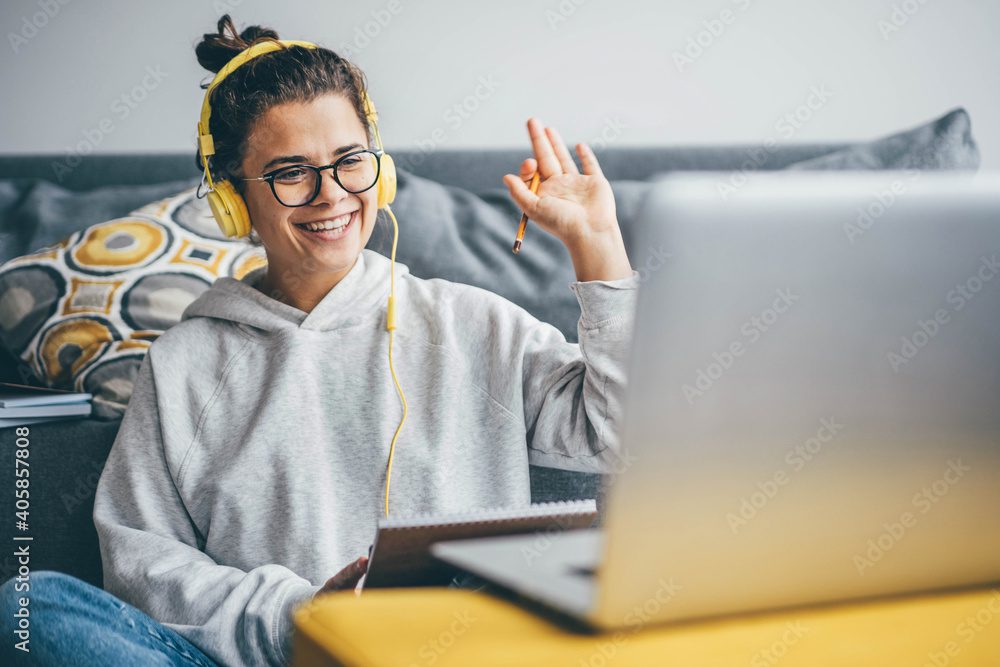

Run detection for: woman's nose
[[313, 168, 351, 206]]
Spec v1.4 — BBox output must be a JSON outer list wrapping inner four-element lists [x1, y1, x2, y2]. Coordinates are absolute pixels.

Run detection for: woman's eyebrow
[[261, 143, 364, 171]]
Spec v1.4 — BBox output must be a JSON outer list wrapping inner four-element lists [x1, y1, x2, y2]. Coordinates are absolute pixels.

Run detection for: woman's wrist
[[565, 225, 633, 282]]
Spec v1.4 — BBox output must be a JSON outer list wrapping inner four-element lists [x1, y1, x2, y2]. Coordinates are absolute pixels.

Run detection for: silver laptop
[[432, 170, 1000, 630]]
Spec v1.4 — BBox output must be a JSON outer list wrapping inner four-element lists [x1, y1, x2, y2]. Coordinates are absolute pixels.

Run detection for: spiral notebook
[[360, 499, 598, 589]]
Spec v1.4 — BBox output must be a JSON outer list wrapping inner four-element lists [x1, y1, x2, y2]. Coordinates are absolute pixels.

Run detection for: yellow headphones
[[196, 38, 407, 518]]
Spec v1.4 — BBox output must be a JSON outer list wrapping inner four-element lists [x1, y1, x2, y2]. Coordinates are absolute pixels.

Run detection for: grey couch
[[0, 107, 981, 588]]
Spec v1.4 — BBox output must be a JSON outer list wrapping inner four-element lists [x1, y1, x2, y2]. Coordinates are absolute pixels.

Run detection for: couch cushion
[[0, 184, 266, 417], [0, 179, 200, 265], [787, 108, 979, 170]]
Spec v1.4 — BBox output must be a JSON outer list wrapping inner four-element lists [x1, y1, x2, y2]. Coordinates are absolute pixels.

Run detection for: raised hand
[[503, 118, 632, 282]]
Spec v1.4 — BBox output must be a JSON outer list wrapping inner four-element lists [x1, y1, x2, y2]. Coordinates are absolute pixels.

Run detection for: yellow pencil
[[512, 171, 541, 254]]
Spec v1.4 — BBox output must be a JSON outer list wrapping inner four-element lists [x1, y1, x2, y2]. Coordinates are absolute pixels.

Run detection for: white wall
[[2, 0, 997, 168]]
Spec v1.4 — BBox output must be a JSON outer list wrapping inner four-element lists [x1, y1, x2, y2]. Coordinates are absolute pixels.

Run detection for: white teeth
[[301, 212, 353, 232]]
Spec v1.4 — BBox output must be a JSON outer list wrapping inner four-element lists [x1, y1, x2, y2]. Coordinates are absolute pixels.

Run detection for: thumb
[[503, 173, 541, 217], [324, 555, 369, 591]]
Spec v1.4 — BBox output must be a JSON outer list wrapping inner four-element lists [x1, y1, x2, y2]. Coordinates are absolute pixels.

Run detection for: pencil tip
[[512, 240, 522, 254]]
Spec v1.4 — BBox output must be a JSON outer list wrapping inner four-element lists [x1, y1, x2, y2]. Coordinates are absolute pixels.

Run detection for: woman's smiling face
[[240, 92, 379, 307]]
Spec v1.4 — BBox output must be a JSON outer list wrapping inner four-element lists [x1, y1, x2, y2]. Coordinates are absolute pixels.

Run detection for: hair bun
[[195, 14, 280, 79]]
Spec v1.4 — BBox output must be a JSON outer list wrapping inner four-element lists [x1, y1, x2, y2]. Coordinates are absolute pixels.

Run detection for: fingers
[[519, 158, 538, 182], [325, 556, 369, 592], [576, 142, 604, 178], [527, 117, 562, 178], [503, 173, 541, 216], [546, 126, 580, 175]]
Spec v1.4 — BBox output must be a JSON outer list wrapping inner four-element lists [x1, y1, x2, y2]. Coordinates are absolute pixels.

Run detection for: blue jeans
[[0, 570, 217, 666]]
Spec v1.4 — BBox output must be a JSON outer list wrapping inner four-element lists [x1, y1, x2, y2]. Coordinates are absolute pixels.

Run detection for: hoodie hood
[[181, 248, 408, 333]]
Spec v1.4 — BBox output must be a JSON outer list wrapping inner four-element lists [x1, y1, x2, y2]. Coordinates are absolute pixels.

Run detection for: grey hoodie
[[92, 248, 639, 667]]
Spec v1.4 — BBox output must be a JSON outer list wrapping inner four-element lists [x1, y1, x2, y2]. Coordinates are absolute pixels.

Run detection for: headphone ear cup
[[377, 153, 397, 209], [207, 180, 251, 238]]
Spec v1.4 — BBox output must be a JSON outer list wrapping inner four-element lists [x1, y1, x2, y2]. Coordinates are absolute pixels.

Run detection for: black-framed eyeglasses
[[241, 149, 383, 207]]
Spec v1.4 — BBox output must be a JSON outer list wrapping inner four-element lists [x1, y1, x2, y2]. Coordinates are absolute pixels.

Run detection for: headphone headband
[[196, 39, 383, 184], [197, 40, 318, 189]]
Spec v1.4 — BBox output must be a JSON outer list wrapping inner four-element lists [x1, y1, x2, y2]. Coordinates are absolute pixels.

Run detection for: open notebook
[[360, 499, 598, 589]]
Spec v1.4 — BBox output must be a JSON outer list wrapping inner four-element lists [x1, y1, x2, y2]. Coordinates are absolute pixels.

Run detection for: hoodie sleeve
[[518, 270, 640, 474], [92, 353, 322, 667]]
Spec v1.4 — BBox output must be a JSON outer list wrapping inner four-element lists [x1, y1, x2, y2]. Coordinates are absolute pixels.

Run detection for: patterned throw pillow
[[0, 185, 265, 419]]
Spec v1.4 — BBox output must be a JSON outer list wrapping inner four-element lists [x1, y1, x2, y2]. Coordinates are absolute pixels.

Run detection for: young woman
[[0, 15, 637, 667]]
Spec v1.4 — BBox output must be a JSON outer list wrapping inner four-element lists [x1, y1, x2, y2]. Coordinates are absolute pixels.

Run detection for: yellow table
[[292, 585, 1000, 666]]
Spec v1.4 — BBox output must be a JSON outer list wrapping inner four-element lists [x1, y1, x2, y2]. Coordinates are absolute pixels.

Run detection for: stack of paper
[[0, 382, 93, 428]]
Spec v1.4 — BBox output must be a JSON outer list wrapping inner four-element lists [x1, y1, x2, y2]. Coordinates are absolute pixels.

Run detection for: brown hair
[[194, 15, 390, 248]]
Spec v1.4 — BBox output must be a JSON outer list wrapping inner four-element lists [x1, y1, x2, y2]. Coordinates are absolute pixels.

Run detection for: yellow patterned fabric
[[292, 586, 1000, 666], [0, 185, 265, 418]]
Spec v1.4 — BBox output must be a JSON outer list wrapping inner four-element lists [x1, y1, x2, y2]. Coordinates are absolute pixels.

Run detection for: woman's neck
[[255, 261, 356, 313]]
